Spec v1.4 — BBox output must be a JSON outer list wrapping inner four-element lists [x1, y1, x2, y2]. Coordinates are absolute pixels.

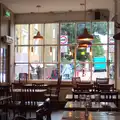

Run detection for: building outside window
[[15, 22, 114, 82]]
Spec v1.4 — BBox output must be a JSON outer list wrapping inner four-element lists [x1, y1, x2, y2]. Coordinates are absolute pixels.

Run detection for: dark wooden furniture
[[96, 77, 109, 84], [45, 75, 62, 101], [19, 73, 28, 83], [36, 98, 51, 120]]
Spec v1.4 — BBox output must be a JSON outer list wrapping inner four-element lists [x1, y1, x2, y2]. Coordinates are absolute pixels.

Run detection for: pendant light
[[50, 47, 52, 56], [77, 0, 93, 41], [77, 41, 92, 49], [113, 32, 120, 40], [33, 5, 44, 40]]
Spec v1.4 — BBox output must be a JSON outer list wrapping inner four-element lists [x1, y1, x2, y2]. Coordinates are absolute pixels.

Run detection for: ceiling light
[[113, 32, 120, 40], [33, 31, 43, 40], [77, 0, 94, 41]]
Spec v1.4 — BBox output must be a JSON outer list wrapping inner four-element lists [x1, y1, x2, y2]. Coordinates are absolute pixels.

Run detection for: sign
[[5, 10, 11, 17], [60, 35, 68, 53]]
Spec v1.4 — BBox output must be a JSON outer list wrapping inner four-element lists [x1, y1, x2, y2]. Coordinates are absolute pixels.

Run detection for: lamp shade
[[77, 41, 92, 49], [113, 32, 120, 40], [78, 28, 94, 41], [33, 31, 43, 40]]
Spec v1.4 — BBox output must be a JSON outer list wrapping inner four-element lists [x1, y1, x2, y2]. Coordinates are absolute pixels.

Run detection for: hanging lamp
[[113, 32, 120, 40], [33, 31, 43, 40], [33, 5, 44, 40], [77, 41, 92, 49], [77, 0, 93, 41]]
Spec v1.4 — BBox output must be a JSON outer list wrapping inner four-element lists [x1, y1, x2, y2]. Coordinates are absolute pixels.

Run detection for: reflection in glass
[[15, 47, 28, 63], [44, 46, 58, 62], [44, 64, 58, 80], [15, 24, 29, 45], [30, 24, 44, 45], [0, 48, 6, 82], [30, 64, 43, 80], [60, 23, 76, 44], [45, 23, 59, 44], [30, 46, 43, 63], [15, 64, 28, 80]]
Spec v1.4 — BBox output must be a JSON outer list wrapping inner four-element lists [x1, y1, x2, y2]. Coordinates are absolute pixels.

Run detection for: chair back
[[96, 78, 109, 85], [32, 83, 44, 86], [36, 98, 51, 120], [0, 84, 11, 96], [55, 75, 62, 95], [98, 84, 114, 92], [19, 73, 28, 83], [72, 77, 81, 88], [76, 84, 93, 92]]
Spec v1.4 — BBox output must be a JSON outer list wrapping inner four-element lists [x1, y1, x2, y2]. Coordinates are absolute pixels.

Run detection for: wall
[[0, 3, 14, 83]]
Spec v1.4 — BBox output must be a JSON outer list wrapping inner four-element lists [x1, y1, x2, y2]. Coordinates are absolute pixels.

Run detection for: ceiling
[[0, 0, 114, 14]]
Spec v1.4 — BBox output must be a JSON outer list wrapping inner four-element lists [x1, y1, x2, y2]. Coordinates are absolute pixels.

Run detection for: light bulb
[[90, 51, 92, 56], [69, 51, 72, 56], [50, 52, 52, 56]]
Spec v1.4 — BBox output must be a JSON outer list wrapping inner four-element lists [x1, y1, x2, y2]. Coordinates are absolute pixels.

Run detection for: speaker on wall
[[95, 11, 101, 20]]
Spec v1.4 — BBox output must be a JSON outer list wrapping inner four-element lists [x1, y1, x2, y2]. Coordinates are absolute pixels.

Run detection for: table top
[[0, 96, 12, 101], [12, 89, 47, 92], [62, 111, 120, 120], [24, 84, 48, 87], [65, 101, 117, 111], [66, 94, 118, 101]]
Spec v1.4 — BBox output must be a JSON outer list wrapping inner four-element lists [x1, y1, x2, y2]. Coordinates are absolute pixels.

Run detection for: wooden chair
[[32, 83, 44, 86], [96, 78, 109, 85], [72, 77, 81, 88], [36, 98, 51, 120], [10, 83, 24, 117], [19, 73, 28, 83], [45, 75, 62, 101], [98, 84, 118, 106]]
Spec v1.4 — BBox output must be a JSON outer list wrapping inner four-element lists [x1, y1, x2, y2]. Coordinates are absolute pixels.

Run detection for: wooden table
[[66, 94, 118, 103], [62, 111, 120, 120], [64, 101, 118, 111], [0, 96, 12, 102]]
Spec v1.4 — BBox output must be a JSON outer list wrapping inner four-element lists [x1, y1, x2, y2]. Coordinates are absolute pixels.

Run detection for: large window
[[15, 22, 115, 81]]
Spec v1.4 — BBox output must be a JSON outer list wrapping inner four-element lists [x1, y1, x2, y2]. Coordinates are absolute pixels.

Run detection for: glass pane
[[15, 47, 28, 63], [44, 64, 58, 80], [30, 64, 44, 80], [45, 23, 59, 44], [61, 46, 75, 63], [30, 24, 44, 45], [44, 46, 58, 63], [60, 63, 75, 81], [60, 22, 76, 44], [77, 22, 91, 37], [92, 63, 107, 81], [92, 45, 107, 61], [109, 22, 115, 44], [109, 45, 114, 62], [0, 48, 7, 82], [76, 62, 92, 81], [15, 64, 28, 80], [92, 22, 108, 44], [109, 63, 114, 80], [15, 24, 29, 45], [30, 46, 43, 63], [76, 47, 91, 62]]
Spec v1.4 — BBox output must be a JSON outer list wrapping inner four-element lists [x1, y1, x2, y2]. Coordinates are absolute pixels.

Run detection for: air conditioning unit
[[1, 35, 13, 44]]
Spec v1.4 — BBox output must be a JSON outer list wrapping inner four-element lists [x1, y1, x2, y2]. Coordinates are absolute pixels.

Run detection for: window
[[15, 22, 115, 81]]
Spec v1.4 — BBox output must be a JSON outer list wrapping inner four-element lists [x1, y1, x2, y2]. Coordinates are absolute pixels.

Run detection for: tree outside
[[61, 22, 107, 61]]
